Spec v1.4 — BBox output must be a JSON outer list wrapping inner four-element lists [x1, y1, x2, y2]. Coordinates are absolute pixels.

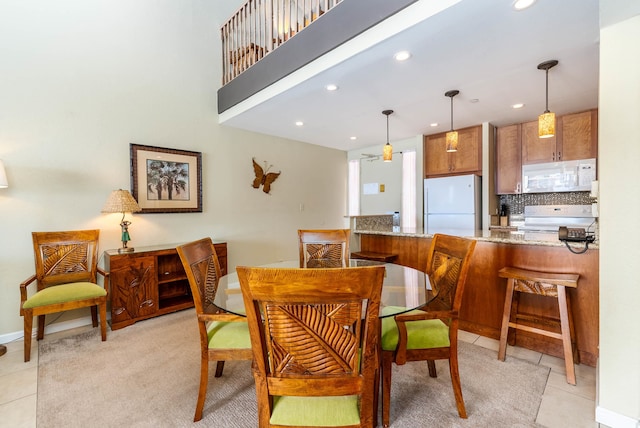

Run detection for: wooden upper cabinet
[[424, 133, 449, 176], [558, 109, 598, 161], [496, 124, 522, 194], [522, 109, 598, 164], [521, 120, 557, 164], [424, 125, 482, 177]]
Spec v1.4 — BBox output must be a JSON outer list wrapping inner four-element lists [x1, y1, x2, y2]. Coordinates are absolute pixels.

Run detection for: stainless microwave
[[522, 158, 596, 193]]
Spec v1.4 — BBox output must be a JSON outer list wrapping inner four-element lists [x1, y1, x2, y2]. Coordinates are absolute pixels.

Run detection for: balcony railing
[[221, 0, 342, 85]]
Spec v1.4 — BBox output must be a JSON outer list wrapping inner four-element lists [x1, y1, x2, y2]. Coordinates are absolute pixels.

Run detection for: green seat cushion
[[270, 395, 360, 426], [380, 306, 450, 351], [23, 282, 106, 309], [207, 320, 251, 349]]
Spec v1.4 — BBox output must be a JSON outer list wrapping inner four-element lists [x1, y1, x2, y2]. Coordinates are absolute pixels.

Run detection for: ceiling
[[217, 0, 600, 153]]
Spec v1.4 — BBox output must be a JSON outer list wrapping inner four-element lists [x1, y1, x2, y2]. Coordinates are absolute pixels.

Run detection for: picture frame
[[130, 143, 202, 213]]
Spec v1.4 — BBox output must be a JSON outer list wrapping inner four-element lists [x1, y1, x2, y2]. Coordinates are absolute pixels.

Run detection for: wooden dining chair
[[298, 229, 350, 268], [176, 238, 253, 422], [380, 234, 476, 426], [237, 265, 385, 428], [20, 230, 109, 362]]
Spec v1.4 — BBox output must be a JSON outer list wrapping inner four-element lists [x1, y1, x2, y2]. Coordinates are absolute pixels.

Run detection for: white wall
[[348, 136, 423, 223], [0, 1, 347, 338], [597, 12, 640, 427]]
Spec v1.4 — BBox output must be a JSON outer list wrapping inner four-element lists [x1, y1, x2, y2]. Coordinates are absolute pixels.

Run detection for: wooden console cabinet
[[104, 242, 227, 330]]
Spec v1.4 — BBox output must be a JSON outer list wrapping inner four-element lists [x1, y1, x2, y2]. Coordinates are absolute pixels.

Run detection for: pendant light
[[537, 59, 558, 139], [382, 109, 394, 162], [445, 90, 459, 152]]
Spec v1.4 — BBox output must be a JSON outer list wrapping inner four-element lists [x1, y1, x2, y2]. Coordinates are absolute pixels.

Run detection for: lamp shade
[[102, 189, 142, 214], [446, 131, 459, 152], [538, 111, 555, 138], [0, 160, 8, 188], [383, 143, 393, 162]]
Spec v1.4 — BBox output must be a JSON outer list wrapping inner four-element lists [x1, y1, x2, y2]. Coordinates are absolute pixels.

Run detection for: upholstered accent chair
[[237, 265, 385, 428], [20, 230, 109, 362], [176, 237, 252, 422], [380, 234, 476, 426], [298, 229, 350, 268]]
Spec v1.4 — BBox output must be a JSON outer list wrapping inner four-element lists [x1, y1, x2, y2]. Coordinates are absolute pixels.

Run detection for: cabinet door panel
[[522, 120, 557, 164], [558, 110, 597, 161], [496, 124, 522, 194], [452, 126, 481, 173], [110, 256, 158, 324], [424, 134, 450, 176]]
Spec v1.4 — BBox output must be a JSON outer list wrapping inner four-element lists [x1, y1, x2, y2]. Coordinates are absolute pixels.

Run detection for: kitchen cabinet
[[104, 242, 227, 330], [424, 125, 482, 177], [495, 124, 522, 194], [558, 109, 598, 161], [522, 109, 597, 164]]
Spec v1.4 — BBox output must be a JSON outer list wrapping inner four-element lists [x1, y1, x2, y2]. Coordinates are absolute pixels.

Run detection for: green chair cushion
[[380, 306, 450, 351], [22, 282, 106, 309], [270, 395, 360, 426], [207, 320, 251, 349]]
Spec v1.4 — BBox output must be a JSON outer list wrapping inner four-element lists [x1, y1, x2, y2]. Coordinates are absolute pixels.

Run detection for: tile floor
[[0, 328, 606, 428]]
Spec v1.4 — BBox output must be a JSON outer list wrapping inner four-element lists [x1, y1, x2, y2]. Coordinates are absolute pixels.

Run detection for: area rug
[[37, 309, 549, 427]]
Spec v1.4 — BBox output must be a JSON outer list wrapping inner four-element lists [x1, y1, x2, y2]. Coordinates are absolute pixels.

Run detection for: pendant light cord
[[450, 95, 454, 131], [544, 68, 550, 113], [386, 114, 389, 144]]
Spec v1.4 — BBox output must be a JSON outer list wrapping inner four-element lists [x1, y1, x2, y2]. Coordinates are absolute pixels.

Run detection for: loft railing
[[221, 0, 342, 85]]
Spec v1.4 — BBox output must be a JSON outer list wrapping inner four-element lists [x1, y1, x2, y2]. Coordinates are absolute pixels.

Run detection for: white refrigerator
[[424, 174, 481, 234]]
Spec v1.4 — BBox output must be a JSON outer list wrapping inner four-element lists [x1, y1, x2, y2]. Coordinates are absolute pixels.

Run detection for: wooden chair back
[[32, 229, 100, 291], [298, 229, 350, 268], [176, 237, 222, 316], [237, 265, 385, 428], [424, 233, 478, 317]]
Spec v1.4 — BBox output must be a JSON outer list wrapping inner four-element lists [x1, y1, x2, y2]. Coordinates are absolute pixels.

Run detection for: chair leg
[[214, 361, 225, 377], [557, 286, 576, 385], [24, 312, 33, 363], [37, 315, 45, 340], [427, 360, 437, 378], [381, 353, 393, 428], [99, 303, 107, 341], [448, 353, 467, 418], [90, 305, 99, 328], [194, 355, 209, 422], [498, 278, 516, 361]]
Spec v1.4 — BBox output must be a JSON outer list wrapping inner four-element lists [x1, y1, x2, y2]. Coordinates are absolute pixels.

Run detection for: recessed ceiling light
[[512, 103, 525, 109], [350, 136, 357, 140], [394, 51, 411, 61], [513, 0, 536, 11], [325, 84, 338, 91], [295, 121, 304, 126], [430, 123, 438, 127]]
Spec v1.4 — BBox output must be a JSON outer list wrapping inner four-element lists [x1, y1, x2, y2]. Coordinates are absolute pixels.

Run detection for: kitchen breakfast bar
[[354, 228, 599, 367]]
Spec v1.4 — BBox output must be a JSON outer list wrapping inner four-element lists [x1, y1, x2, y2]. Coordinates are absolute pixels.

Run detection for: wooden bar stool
[[497, 267, 580, 385]]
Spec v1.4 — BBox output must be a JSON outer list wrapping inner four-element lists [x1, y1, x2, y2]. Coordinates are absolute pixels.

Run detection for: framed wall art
[[130, 143, 202, 213]]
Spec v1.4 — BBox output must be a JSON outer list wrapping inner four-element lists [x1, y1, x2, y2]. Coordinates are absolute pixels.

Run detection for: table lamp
[[102, 189, 142, 253]]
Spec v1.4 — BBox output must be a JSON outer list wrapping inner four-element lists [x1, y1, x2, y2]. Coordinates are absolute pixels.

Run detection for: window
[[348, 159, 360, 216], [402, 151, 416, 228]]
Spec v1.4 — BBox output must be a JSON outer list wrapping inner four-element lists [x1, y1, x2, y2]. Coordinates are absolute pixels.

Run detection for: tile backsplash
[[498, 192, 595, 215]]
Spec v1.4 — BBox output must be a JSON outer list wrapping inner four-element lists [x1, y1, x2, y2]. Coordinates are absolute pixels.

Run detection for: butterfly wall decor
[[252, 158, 281, 194]]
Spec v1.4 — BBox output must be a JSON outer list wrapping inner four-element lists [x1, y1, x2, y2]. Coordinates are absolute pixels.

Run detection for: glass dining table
[[213, 259, 436, 318]]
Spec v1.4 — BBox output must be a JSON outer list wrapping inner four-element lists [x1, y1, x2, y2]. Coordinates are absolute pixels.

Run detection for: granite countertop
[[353, 228, 599, 249]]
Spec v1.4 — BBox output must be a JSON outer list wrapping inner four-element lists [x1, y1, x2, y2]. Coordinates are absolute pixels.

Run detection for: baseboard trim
[[0, 316, 96, 345], [596, 405, 640, 428]]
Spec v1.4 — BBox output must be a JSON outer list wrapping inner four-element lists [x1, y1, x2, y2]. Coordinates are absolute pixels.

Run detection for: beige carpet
[[37, 309, 549, 427]]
